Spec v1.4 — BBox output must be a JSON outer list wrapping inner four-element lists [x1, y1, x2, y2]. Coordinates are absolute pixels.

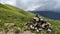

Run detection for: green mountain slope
[[0, 3, 34, 23], [0, 3, 35, 33], [0, 4, 60, 34], [43, 18, 60, 34]]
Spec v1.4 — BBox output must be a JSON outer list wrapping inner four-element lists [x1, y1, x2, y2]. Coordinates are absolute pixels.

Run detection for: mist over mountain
[[31, 11, 60, 20], [15, 0, 60, 11]]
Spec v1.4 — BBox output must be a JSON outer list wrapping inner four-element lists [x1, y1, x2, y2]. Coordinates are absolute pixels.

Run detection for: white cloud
[[1, 0, 60, 11], [5, 1, 14, 5], [0, 0, 16, 6], [25, 5, 40, 11], [16, 0, 60, 11], [17, 0, 42, 11], [21, 0, 29, 3]]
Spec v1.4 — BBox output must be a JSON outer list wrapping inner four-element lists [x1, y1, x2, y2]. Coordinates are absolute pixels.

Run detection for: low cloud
[[25, 5, 40, 11], [0, 0, 16, 6], [1, 0, 60, 11], [16, 0, 60, 11]]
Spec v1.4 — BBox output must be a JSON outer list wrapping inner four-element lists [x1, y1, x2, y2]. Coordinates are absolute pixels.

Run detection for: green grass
[[0, 3, 60, 34], [0, 3, 34, 33]]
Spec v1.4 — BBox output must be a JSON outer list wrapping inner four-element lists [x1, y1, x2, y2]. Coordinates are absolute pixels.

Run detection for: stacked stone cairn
[[25, 14, 52, 32]]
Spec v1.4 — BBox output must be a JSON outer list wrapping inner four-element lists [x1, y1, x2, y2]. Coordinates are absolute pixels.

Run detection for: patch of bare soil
[[19, 31, 36, 34]]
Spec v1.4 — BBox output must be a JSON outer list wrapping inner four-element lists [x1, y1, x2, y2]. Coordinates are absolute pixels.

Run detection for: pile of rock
[[25, 14, 52, 32]]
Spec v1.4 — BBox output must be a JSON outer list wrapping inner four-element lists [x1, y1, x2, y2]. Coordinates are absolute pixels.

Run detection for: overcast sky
[[0, 0, 60, 11]]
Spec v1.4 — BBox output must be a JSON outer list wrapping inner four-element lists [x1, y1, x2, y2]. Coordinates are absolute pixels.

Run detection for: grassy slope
[[0, 4, 60, 34], [41, 17, 60, 34], [48, 19, 60, 34], [0, 4, 34, 23], [0, 3, 34, 33]]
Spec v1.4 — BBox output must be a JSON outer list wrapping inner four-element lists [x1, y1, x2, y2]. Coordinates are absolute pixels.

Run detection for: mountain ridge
[[31, 11, 60, 20]]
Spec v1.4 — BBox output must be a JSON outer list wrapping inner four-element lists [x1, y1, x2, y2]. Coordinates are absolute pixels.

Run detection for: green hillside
[[0, 3, 35, 33], [42, 18, 60, 34], [0, 4, 60, 34]]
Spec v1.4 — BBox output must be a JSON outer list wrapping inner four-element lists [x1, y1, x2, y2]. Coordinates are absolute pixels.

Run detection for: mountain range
[[31, 11, 60, 20]]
